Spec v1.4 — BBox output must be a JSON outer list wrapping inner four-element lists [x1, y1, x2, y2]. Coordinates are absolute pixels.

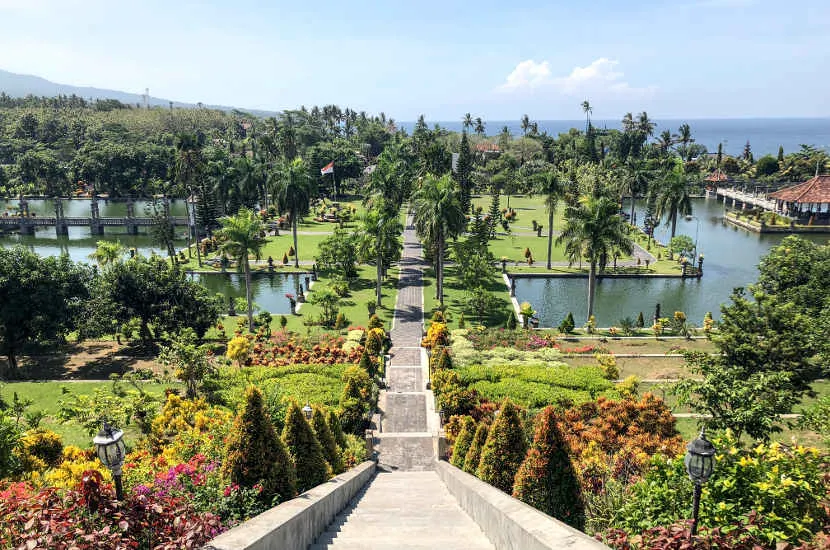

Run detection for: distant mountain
[[0, 68, 276, 116]]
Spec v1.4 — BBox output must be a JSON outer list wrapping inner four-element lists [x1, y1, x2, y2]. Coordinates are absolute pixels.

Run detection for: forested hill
[[0, 100, 397, 201], [0, 68, 276, 115]]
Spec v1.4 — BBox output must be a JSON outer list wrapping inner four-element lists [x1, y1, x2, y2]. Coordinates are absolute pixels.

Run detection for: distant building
[[769, 175, 830, 222]]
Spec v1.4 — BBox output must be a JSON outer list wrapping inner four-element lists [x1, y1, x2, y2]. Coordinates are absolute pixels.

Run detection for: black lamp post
[[684, 427, 716, 537], [302, 402, 313, 420], [93, 421, 126, 500]]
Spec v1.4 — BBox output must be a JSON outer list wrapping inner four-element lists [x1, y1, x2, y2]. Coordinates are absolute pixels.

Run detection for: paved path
[[311, 213, 493, 549], [310, 471, 493, 549]]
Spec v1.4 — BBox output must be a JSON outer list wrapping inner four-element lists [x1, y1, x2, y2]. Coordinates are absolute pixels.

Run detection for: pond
[[189, 272, 306, 315], [515, 197, 829, 327]]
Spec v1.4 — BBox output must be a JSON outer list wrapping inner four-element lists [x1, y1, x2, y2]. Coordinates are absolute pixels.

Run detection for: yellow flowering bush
[[226, 335, 251, 367], [16, 428, 64, 473], [43, 446, 111, 490]]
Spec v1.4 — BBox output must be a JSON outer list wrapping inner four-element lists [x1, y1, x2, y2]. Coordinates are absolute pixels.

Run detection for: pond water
[[0, 198, 189, 218], [189, 272, 305, 315], [516, 197, 829, 327]]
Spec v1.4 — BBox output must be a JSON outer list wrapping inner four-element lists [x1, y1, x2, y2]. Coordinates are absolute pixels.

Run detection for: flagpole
[[332, 169, 337, 200]]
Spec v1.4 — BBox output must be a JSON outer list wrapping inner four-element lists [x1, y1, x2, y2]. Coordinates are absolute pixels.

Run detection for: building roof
[[769, 175, 830, 203], [705, 169, 729, 183], [474, 142, 500, 153]]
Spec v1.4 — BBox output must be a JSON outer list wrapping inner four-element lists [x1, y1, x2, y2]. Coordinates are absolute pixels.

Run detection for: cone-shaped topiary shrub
[[312, 406, 344, 474], [450, 417, 476, 470], [513, 406, 585, 529], [506, 309, 518, 330], [476, 399, 527, 493], [282, 400, 331, 494], [463, 422, 489, 474], [559, 312, 575, 334], [368, 314, 383, 330], [327, 409, 347, 449], [457, 313, 466, 329], [359, 349, 376, 378], [436, 347, 453, 370], [222, 386, 296, 504]]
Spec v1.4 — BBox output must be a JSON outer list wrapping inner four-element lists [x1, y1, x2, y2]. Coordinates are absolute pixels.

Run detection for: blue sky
[[1, 0, 828, 120]]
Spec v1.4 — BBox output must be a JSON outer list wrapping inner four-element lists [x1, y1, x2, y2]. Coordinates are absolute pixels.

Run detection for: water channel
[[0, 198, 297, 315], [515, 197, 829, 327]]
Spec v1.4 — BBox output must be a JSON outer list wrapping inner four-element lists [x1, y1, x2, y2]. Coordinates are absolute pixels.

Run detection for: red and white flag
[[320, 161, 334, 175]]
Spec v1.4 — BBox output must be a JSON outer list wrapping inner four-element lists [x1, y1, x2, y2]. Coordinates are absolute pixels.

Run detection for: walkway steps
[[373, 433, 436, 472], [379, 392, 427, 432], [309, 471, 493, 549]]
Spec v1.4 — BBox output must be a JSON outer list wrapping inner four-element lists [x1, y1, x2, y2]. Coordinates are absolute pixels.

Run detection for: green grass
[[423, 264, 513, 329], [1, 381, 176, 447]]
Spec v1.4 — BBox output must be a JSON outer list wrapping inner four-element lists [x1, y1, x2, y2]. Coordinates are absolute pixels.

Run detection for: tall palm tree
[[623, 158, 651, 223], [216, 208, 267, 332], [652, 160, 692, 239], [412, 174, 465, 307], [581, 100, 592, 134], [175, 132, 206, 267], [637, 112, 655, 137], [360, 197, 403, 307], [658, 130, 673, 154], [534, 171, 566, 269], [474, 117, 486, 137], [557, 194, 633, 321], [520, 114, 530, 136], [462, 113, 473, 132], [272, 157, 313, 268], [677, 123, 694, 161]]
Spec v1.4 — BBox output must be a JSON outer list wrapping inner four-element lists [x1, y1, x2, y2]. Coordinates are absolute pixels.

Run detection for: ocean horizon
[[397, 117, 830, 158]]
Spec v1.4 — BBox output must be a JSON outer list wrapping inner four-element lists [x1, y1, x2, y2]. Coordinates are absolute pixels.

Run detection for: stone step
[[379, 392, 427, 433], [310, 471, 493, 549], [386, 366, 423, 392], [373, 433, 435, 471]]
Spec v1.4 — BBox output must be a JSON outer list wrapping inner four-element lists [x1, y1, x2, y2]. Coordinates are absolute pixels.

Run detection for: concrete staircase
[[309, 471, 494, 550]]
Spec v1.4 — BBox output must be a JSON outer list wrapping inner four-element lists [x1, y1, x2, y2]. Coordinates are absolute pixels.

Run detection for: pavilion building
[[769, 175, 830, 224]]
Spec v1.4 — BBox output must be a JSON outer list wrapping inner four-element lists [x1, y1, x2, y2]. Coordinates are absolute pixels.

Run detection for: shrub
[[282, 252, 289, 264], [636, 312, 645, 328], [506, 310, 518, 330], [44, 446, 112, 490], [513, 407, 585, 529], [559, 312, 575, 334], [333, 312, 348, 330], [365, 327, 385, 356], [312, 407, 343, 474], [359, 349, 376, 378], [368, 314, 383, 330], [457, 313, 466, 329], [280, 315, 288, 329], [338, 366, 375, 434], [226, 336, 251, 366], [222, 386, 296, 504], [421, 321, 449, 349], [476, 399, 527, 493], [450, 417, 476, 470], [18, 428, 63, 470], [595, 353, 619, 380], [463, 423, 489, 474], [327, 409, 347, 449], [585, 315, 597, 334], [283, 401, 331, 493]]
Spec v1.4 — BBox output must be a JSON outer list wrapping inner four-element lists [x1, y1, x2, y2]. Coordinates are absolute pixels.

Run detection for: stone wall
[[435, 461, 609, 550], [202, 461, 375, 550]]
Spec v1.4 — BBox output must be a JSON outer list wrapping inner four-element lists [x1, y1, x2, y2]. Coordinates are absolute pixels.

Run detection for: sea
[[397, 118, 830, 158]]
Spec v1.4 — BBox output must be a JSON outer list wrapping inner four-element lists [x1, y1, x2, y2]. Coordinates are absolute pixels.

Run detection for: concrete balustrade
[[435, 461, 610, 550], [202, 461, 376, 550]]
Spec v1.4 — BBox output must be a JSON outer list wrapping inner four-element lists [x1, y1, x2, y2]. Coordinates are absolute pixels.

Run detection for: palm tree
[[637, 112, 655, 137], [534, 171, 566, 269], [652, 160, 692, 239], [412, 174, 465, 307], [360, 197, 403, 307], [658, 130, 673, 154], [89, 240, 126, 267], [216, 208, 267, 332], [272, 157, 313, 268], [462, 113, 473, 132], [175, 132, 206, 267], [557, 194, 633, 321], [677, 123, 694, 161], [474, 117, 486, 137], [623, 158, 651, 223], [581, 100, 592, 134], [520, 114, 530, 136]]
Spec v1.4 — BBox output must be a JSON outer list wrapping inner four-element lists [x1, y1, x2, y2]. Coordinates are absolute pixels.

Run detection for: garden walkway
[[311, 214, 493, 549]]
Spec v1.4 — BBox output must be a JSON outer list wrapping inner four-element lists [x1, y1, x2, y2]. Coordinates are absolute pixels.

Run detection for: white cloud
[[498, 57, 655, 99], [501, 59, 552, 91]]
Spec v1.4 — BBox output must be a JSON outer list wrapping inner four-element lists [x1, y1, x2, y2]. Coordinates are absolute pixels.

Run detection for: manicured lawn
[[423, 265, 513, 329], [0, 381, 176, 448]]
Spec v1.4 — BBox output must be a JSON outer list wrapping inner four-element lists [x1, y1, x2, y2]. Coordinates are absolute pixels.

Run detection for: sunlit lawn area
[[0, 381, 177, 448], [423, 265, 512, 329]]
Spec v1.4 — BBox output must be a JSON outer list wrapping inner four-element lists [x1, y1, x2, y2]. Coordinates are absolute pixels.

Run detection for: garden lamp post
[[684, 427, 716, 538], [684, 215, 701, 263], [302, 402, 313, 420], [438, 408, 445, 427], [93, 421, 126, 500]]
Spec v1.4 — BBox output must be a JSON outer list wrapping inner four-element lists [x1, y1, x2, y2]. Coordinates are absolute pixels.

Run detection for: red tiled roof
[[474, 142, 500, 152], [769, 175, 830, 203], [705, 169, 729, 183]]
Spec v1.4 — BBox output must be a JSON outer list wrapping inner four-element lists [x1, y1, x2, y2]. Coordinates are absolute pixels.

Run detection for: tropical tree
[[534, 171, 565, 269], [652, 160, 692, 239], [581, 100, 592, 133], [175, 132, 207, 267], [462, 113, 473, 132], [412, 174, 466, 307], [520, 114, 530, 136], [359, 198, 403, 307], [216, 208, 267, 332], [474, 117, 486, 137], [272, 157, 313, 268], [88, 240, 126, 267], [556, 194, 633, 321]]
